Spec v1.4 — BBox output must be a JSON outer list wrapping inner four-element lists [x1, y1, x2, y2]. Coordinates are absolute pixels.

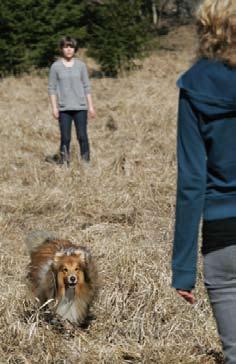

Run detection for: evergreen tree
[[0, 0, 87, 75], [0, 0, 153, 76], [0, 0, 27, 75], [35, 0, 88, 67], [87, 0, 150, 77]]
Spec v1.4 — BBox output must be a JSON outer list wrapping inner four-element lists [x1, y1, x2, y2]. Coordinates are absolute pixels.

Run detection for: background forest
[[0, 0, 196, 76]]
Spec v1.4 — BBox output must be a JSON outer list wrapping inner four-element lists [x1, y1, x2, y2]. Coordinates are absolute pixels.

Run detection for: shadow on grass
[[206, 349, 224, 364]]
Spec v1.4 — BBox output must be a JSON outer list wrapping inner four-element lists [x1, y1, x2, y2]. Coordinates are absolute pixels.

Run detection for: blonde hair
[[197, 0, 236, 66]]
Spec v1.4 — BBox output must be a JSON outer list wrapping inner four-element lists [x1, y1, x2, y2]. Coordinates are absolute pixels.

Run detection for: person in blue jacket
[[172, 0, 236, 362]]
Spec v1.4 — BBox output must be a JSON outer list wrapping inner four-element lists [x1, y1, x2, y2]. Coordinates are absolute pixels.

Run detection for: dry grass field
[[0, 26, 224, 364]]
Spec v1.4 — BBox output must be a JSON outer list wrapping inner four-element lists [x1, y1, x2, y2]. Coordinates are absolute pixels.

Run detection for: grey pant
[[204, 245, 236, 364]]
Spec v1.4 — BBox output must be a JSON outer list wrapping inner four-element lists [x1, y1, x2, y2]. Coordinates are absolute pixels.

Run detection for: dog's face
[[58, 256, 83, 288], [53, 250, 89, 289]]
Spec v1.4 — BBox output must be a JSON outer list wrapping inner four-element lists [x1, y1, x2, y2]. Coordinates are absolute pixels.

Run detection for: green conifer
[[87, 0, 150, 76]]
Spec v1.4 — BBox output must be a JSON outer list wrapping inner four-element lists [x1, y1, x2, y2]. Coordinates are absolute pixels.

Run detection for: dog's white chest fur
[[56, 287, 87, 323]]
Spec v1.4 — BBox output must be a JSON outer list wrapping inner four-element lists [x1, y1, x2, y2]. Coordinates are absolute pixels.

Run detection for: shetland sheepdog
[[25, 231, 97, 325]]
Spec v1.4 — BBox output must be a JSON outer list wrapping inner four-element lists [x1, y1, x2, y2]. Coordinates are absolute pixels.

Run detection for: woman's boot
[[59, 145, 70, 166]]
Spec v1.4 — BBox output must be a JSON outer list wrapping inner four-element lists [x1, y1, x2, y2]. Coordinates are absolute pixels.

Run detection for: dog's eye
[[75, 267, 79, 271], [63, 268, 68, 273]]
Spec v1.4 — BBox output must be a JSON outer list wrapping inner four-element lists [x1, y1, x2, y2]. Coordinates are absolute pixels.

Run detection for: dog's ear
[[74, 248, 91, 265], [53, 251, 64, 267]]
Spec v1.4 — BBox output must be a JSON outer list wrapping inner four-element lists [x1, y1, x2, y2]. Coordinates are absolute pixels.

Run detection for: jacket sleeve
[[81, 63, 91, 95], [172, 89, 206, 291], [48, 64, 57, 96]]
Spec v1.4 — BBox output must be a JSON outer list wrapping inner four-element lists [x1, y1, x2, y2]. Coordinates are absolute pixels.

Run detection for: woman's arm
[[49, 95, 59, 119], [86, 94, 96, 118], [172, 90, 207, 300], [48, 64, 59, 119], [81, 63, 96, 118]]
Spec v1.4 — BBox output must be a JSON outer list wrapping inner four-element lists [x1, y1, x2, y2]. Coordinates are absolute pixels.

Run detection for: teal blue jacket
[[172, 58, 236, 290]]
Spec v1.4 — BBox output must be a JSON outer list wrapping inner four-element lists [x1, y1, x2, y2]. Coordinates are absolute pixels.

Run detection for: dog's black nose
[[68, 274, 77, 286]]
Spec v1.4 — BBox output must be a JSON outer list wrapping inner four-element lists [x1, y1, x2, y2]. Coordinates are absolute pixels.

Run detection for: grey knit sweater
[[48, 59, 91, 111]]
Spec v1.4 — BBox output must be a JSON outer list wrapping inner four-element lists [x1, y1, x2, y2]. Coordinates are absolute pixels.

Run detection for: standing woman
[[172, 1, 236, 362], [48, 36, 95, 165]]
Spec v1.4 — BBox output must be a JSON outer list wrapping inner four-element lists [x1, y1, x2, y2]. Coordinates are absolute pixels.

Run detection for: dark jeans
[[59, 110, 90, 161]]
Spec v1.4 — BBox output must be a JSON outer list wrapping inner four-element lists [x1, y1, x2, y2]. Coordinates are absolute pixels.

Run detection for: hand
[[177, 290, 195, 304], [52, 107, 59, 119], [88, 107, 96, 118]]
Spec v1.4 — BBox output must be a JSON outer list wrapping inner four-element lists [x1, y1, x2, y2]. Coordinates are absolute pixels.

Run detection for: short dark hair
[[59, 36, 78, 52]]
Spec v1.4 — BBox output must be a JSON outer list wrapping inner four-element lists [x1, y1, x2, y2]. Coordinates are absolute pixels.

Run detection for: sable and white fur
[[25, 231, 97, 324]]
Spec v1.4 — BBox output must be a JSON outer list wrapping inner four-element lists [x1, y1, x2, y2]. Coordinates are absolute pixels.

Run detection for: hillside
[[0, 26, 223, 364]]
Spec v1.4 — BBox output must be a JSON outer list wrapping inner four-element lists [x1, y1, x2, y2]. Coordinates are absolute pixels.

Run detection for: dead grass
[[0, 26, 223, 363]]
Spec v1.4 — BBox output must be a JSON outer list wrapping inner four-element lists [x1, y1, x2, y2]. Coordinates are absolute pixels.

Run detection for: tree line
[[0, 0, 194, 77]]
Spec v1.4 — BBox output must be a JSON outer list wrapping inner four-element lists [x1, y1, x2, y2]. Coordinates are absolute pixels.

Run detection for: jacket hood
[[177, 58, 236, 117]]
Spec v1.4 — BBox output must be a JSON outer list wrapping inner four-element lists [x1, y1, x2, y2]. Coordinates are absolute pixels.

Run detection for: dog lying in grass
[[25, 231, 97, 325]]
